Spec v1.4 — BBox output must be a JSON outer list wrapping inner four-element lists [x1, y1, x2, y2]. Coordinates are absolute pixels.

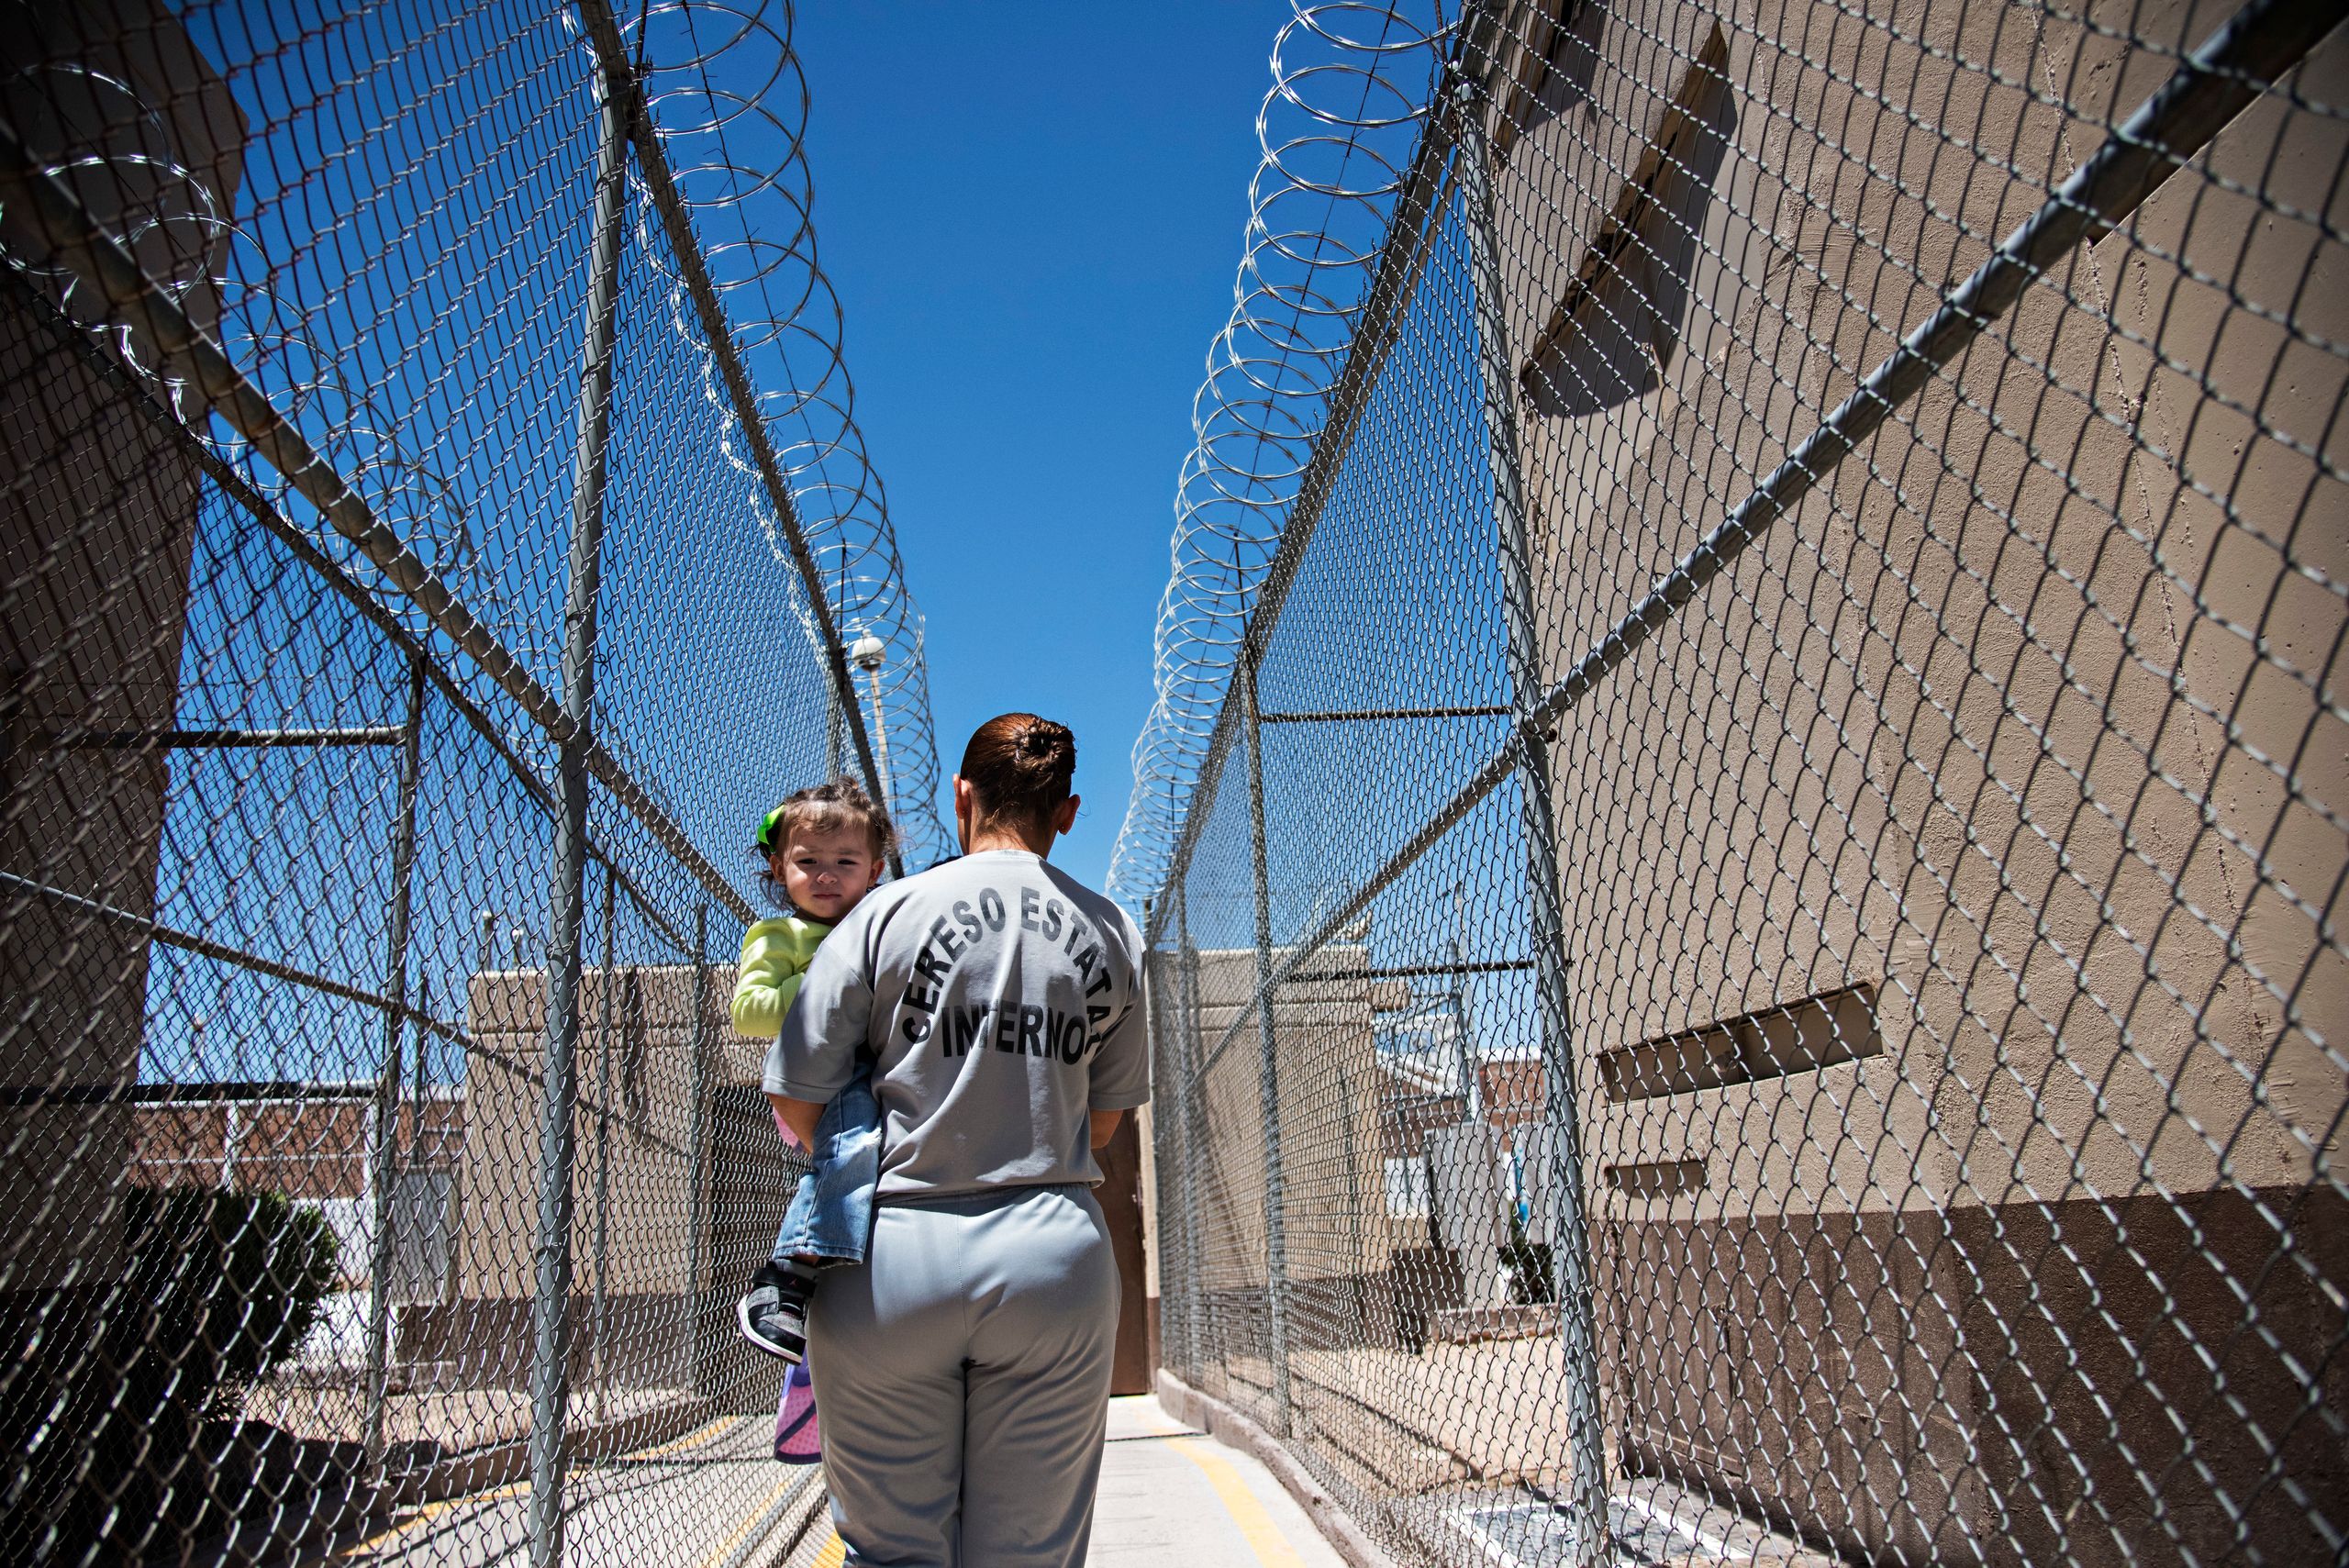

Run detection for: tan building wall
[[1168, 945, 1425, 1373], [1480, 0, 2345, 1562], [125, 1090, 463, 1198], [0, 0, 246, 1296], [457, 962, 732, 1303], [410, 960, 776, 1391], [1176, 948, 1403, 1292]]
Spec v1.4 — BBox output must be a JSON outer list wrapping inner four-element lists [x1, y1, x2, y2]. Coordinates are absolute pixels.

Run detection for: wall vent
[[1605, 1157, 1708, 1196], [1519, 19, 1734, 417], [1601, 982, 1880, 1101]]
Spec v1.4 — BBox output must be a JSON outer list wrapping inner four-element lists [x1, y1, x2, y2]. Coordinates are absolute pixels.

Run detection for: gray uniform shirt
[[766, 849, 1150, 1199]]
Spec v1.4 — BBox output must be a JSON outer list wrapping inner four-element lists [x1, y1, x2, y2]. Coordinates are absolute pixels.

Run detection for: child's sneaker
[[737, 1260, 813, 1362]]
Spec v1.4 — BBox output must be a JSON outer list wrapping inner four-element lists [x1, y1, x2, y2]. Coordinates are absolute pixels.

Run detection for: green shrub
[[117, 1187, 340, 1414], [2, 1187, 341, 1561]]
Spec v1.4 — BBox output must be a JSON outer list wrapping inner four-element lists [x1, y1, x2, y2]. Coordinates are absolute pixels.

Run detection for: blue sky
[[132, 2, 1301, 1084], [784, 3, 1295, 891]]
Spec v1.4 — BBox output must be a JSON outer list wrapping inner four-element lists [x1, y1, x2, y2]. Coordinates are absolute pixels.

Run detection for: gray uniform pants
[[807, 1184, 1119, 1567]]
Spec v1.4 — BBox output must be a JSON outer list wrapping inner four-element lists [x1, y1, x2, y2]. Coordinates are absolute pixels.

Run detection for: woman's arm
[[766, 906, 874, 1154]]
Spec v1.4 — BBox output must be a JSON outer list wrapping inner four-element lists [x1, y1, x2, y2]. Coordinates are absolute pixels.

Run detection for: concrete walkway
[[323, 1396, 1346, 1567], [784, 1396, 1350, 1567], [1089, 1396, 1349, 1568]]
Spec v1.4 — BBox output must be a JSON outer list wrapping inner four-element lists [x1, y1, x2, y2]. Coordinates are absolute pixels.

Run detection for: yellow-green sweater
[[730, 914, 833, 1040]]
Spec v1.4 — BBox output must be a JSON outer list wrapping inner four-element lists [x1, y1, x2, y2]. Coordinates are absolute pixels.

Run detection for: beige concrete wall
[[454, 962, 740, 1304], [0, 0, 245, 1293], [1171, 947, 1403, 1301], [413, 961, 773, 1393], [1473, 0, 2346, 1560], [1497, 0, 2344, 1224]]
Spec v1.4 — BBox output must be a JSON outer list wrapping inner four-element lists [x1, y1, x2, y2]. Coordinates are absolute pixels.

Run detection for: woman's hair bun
[[963, 713, 1076, 825]]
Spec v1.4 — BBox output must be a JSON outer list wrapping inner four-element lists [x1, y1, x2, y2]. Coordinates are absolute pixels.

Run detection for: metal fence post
[[825, 686, 843, 779], [364, 652, 428, 1468], [682, 902, 711, 1396], [1453, 69, 1611, 1563], [1174, 888, 1207, 1383], [363, 1026, 402, 1458], [528, 56, 629, 1568], [1449, 879, 1483, 1121], [411, 977, 429, 1112], [591, 868, 617, 1425], [1141, 895, 1171, 1371], [412, 975, 434, 1286], [1241, 650, 1294, 1435]]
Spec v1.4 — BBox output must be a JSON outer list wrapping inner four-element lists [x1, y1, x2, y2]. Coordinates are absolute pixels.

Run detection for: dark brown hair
[[754, 776, 896, 862], [959, 713, 1076, 828]]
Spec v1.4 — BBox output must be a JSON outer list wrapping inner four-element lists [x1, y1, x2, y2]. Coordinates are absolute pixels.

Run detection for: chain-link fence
[[1127, 0, 2346, 1563], [0, 0, 939, 1560]]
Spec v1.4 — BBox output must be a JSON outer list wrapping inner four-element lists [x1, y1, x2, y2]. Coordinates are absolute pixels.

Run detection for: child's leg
[[771, 1169, 823, 1270], [741, 1170, 825, 1362], [787, 1067, 882, 1265], [740, 1066, 882, 1362]]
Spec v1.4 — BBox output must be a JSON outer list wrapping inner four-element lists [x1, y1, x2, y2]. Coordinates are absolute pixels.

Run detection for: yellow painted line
[[628, 1413, 740, 1462], [1172, 1439, 1309, 1568], [697, 1473, 803, 1568], [337, 1483, 527, 1558], [809, 1529, 847, 1568]]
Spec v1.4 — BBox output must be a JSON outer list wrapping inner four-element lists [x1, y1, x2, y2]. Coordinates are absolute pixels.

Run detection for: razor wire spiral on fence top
[[1110, 2, 1454, 906], [0, 0, 937, 1561], [1130, 0, 2347, 1565]]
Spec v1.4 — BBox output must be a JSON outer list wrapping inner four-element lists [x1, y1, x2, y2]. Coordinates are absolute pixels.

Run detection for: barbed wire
[[619, 0, 947, 866], [5, 0, 947, 871], [1110, 1, 1454, 906]]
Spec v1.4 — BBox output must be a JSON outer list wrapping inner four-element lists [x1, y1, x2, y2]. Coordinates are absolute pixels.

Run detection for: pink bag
[[773, 1357, 820, 1463]]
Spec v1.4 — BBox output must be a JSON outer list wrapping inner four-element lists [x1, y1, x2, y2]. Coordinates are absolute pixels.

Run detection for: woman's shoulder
[[1037, 865, 1141, 951], [836, 873, 930, 937]]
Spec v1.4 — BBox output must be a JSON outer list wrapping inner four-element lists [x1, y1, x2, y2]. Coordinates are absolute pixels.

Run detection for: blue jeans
[[770, 1064, 881, 1268]]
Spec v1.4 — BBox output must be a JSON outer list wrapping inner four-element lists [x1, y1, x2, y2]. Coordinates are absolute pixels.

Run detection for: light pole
[[848, 632, 894, 811]]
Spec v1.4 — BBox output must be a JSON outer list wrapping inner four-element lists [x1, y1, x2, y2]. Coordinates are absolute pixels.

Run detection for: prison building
[[1464, 0, 2347, 1562], [386, 961, 771, 1400], [1160, 946, 1400, 1355], [124, 1083, 464, 1298]]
